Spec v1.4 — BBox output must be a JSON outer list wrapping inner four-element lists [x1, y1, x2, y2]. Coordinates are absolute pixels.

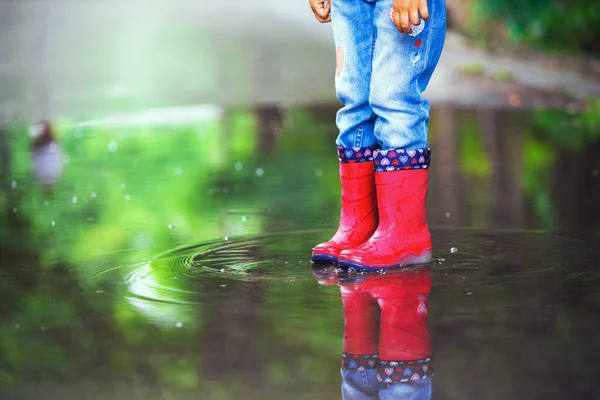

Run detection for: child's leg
[[370, 0, 446, 150], [312, 0, 380, 263], [337, 0, 446, 270], [332, 0, 378, 149]]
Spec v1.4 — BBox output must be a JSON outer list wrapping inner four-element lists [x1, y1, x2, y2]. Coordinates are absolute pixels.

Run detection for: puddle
[[1, 106, 600, 399]]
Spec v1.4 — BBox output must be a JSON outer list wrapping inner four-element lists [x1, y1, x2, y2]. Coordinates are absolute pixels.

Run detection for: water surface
[[1, 106, 600, 399]]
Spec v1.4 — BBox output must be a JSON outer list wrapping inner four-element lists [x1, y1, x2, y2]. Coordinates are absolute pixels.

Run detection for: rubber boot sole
[[338, 249, 433, 271], [311, 254, 339, 264]]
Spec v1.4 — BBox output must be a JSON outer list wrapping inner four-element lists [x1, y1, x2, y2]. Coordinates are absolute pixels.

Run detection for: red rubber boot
[[338, 167, 432, 270], [312, 153, 378, 263]]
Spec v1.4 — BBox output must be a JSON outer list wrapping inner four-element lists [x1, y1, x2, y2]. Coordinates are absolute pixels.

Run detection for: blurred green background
[[0, 1, 599, 399]]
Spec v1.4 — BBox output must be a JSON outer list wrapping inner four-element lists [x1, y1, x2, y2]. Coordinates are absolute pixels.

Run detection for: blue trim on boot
[[311, 254, 339, 263]]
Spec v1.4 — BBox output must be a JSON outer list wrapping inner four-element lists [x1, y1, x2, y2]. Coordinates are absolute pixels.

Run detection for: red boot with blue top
[[312, 146, 379, 263]]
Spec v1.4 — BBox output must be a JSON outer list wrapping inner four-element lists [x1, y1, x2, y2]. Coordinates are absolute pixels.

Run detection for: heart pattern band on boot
[[373, 148, 431, 172], [377, 358, 434, 383], [338, 146, 379, 163], [342, 353, 379, 370]]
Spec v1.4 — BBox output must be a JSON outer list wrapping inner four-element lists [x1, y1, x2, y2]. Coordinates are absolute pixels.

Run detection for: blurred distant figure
[[29, 121, 63, 187]]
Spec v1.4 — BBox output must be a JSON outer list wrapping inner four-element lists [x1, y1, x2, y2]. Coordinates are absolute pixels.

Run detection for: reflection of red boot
[[340, 284, 380, 392], [341, 287, 380, 356], [312, 147, 378, 263], [339, 168, 432, 270], [370, 269, 434, 384]]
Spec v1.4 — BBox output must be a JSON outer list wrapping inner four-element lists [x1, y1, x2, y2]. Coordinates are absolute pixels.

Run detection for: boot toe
[[311, 242, 343, 263]]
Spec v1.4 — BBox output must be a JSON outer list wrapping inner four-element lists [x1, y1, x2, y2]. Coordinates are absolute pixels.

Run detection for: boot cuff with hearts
[[338, 146, 379, 163], [377, 358, 434, 383], [373, 148, 431, 172], [342, 353, 379, 370]]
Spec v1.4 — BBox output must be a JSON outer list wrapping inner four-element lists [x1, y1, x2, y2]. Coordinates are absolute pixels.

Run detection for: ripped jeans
[[332, 0, 446, 151]]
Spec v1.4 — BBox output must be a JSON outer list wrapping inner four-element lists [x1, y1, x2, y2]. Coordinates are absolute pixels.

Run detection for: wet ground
[[1, 105, 600, 399]]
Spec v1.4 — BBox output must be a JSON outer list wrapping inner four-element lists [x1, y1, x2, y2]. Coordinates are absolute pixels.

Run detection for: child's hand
[[391, 0, 429, 34], [310, 0, 331, 23]]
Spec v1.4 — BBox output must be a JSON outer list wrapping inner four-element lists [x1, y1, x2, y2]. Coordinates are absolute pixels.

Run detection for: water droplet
[[168, 224, 173, 230], [51, 221, 55, 226], [91, 192, 97, 199], [12, 208, 17, 214], [40, 326, 47, 332], [108, 141, 118, 152], [220, 268, 225, 273], [241, 216, 247, 222], [220, 284, 228, 288], [255, 168, 264, 177], [119, 183, 126, 190], [467, 292, 472, 296], [315, 169, 323, 177], [11, 180, 17, 188], [445, 212, 451, 218], [175, 322, 183, 328], [175, 167, 183, 175], [14, 324, 20, 329], [44, 200, 49, 206], [450, 247, 458, 253], [224, 236, 229, 241], [72, 196, 78, 204], [124, 194, 131, 201], [235, 162, 243, 172]]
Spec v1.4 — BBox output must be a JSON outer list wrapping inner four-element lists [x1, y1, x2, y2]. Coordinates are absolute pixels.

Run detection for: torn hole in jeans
[[336, 46, 345, 77]]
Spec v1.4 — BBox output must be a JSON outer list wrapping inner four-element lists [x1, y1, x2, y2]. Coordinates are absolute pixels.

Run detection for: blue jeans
[[332, 0, 446, 151], [341, 369, 432, 400]]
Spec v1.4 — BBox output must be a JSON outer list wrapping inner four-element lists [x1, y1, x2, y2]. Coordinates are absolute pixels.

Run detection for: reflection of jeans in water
[[341, 368, 432, 400], [331, 0, 446, 150]]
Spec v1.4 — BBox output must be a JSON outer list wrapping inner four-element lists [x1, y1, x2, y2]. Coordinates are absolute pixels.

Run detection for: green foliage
[[533, 97, 600, 149], [474, 0, 600, 54], [458, 63, 485, 76]]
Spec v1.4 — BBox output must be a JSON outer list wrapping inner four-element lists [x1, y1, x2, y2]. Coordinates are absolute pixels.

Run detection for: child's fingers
[[399, 11, 412, 34], [324, 1, 331, 20], [409, 8, 420, 26], [391, 9, 402, 33], [317, 8, 331, 23], [419, 0, 430, 20], [311, 0, 331, 23]]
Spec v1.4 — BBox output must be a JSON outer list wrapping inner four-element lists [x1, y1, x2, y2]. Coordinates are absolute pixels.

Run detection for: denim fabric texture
[[341, 368, 432, 400], [331, 0, 446, 151]]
